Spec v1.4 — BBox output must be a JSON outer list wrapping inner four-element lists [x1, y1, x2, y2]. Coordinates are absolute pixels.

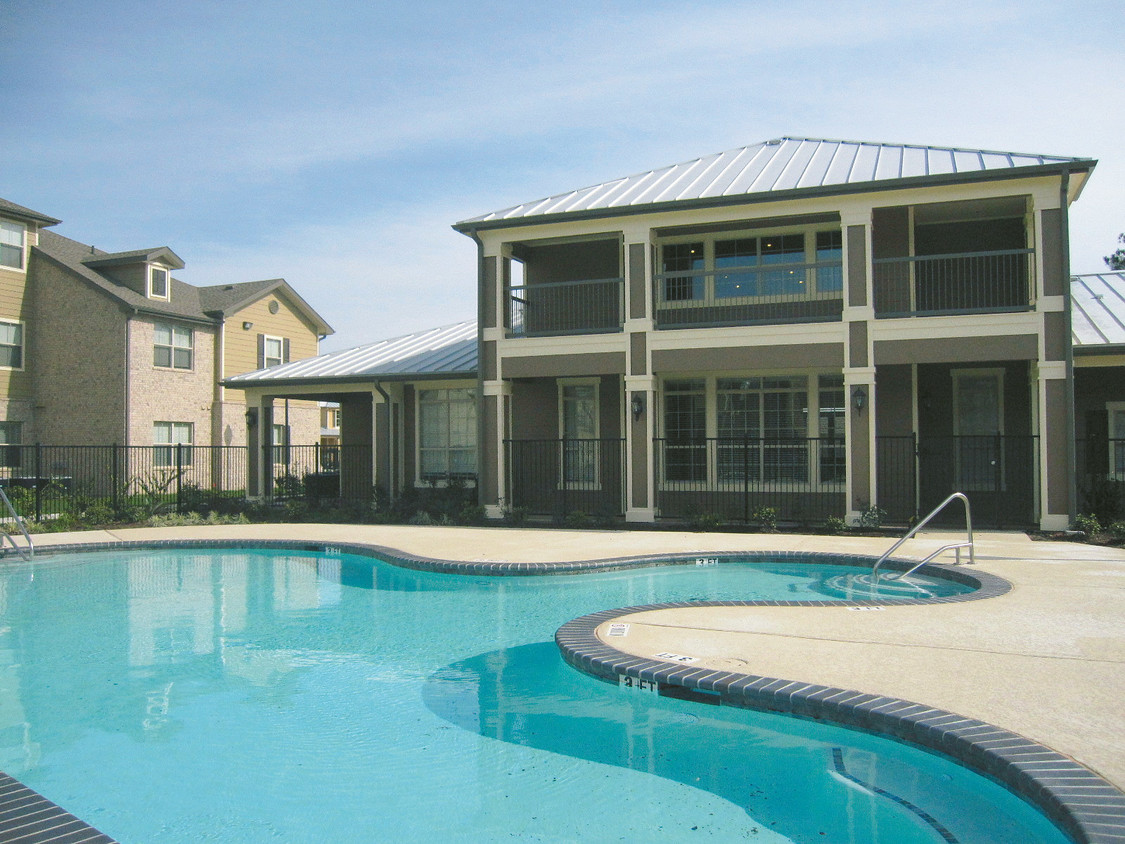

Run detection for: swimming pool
[[0, 544, 1076, 842]]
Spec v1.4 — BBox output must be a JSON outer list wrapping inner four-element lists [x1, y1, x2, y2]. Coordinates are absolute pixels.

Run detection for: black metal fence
[[876, 435, 1039, 528], [0, 443, 372, 522], [1076, 437, 1125, 522], [506, 439, 625, 518], [654, 437, 846, 523]]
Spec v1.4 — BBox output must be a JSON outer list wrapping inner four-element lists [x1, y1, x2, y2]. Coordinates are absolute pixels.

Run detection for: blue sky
[[4, 0, 1123, 352]]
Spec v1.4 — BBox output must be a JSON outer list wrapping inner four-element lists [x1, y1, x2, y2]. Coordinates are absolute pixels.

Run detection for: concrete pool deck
[[29, 524, 1125, 798]]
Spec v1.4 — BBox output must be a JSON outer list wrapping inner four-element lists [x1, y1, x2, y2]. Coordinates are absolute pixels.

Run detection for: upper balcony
[[873, 248, 1034, 317], [871, 197, 1035, 319]]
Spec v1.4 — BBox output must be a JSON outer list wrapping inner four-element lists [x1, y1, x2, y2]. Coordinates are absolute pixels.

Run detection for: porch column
[[1035, 190, 1074, 530], [1037, 365, 1070, 530], [623, 230, 656, 522], [246, 396, 273, 499], [480, 381, 510, 519], [841, 208, 877, 524], [625, 376, 656, 522]]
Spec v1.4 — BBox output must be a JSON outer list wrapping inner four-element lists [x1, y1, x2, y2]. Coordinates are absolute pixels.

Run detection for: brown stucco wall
[[874, 335, 1038, 366], [503, 352, 626, 379], [875, 365, 914, 437], [652, 343, 843, 373]]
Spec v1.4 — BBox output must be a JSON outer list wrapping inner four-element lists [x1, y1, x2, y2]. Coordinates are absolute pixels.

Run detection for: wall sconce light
[[245, 408, 258, 426], [242, 321, 254, 330], [631, 393, 645, 421], [853, 386, 867, 413]]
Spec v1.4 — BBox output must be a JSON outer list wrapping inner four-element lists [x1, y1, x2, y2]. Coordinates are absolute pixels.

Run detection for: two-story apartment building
[[452, 138, 1096, 531], [0, 198, 333, 475]]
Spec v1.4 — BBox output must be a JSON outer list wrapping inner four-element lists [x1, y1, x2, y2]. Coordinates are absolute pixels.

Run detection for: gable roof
[[454, 137, 1096, 232], [34, 229, 212, 323], [1072, 272, 1125, 351], [33, 230, 332, 334], [84, 246, 185, 270], [197, 278, 334, 336], [0, 198, 61, 227], [225, 320, 477, 387]]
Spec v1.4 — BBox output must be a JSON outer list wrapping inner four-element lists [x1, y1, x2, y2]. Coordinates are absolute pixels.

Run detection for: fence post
[[742, 438, 750, 523], [34, 443, 42, 522], [176, 443, 183, 513], [112, 444, 119, 514]]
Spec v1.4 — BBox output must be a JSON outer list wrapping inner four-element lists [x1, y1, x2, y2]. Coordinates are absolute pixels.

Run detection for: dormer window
[[149, 266, 169, 299], [0, 221, 26, 270]]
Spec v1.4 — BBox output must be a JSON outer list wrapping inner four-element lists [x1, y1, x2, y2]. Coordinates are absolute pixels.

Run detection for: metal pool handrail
[[872, 492, 973, 581], [0, 487, 33, 561]]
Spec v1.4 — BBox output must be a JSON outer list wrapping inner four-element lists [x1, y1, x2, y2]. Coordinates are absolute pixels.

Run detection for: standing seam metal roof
[[1072, 272, 1125, 349], [455, 137, 1094, 229], [224, 320, 478, 383]]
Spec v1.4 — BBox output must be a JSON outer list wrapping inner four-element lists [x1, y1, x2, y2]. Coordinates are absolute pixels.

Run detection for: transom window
[[154, 323, 193, 369], [0, 221, 25, 270], [149, 266, 169, 299], [0, 321, 24, 369], [418, 387, 477, 480], [658, 227, 843, 304], [153, 422, 192, 468]]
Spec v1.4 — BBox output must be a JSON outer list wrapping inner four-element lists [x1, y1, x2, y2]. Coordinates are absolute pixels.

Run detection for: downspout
[[1060, 167, 1077, 525], [124, 313, 132, 446], [374, 382, 392, 499], [467, 227, 487, 509]]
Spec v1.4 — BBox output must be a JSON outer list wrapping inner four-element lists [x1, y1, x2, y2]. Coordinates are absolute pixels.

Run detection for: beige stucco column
[[623, 230, 656, 522], [1034, 188, 1075, 531], [841, 209, 877, 524]]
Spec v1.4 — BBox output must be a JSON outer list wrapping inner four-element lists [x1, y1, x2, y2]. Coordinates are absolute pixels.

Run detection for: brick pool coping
[[3, 539, 1123, 843]]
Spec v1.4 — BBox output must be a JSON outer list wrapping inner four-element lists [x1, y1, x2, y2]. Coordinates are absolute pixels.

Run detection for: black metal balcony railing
[[507, 278, 625, 337], [654, 437, 845, 523], [654, 259, 844, 329], [873, 248, 1034, 317]]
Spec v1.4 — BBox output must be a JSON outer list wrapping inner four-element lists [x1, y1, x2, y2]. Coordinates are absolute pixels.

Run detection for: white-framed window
[[148, 266, 169, 299], [0, 320, 24, 369], [260, 335, 286, 368], [272, 423, 290, 465], [1106, 401, 1125, 478], [662, 378, 706, 482], [153, 422, 192, 468], [716, 376, 809, 483], [657, 225, 843, 306], [154, 323, 193, 369], [0, 421, 21, 469], [559, 378, 600, 487], [417, 386, 476, 481], [0, 221, 26, 271], [658, 373, 844, 489], [952, 368, 1005, 490]]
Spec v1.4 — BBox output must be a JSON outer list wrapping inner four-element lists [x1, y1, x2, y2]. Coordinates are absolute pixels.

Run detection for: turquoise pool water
[[0, 548, 1066, 843]]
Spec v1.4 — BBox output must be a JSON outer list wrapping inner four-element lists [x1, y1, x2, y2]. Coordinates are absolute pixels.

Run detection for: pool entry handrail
[[872, 492, 973, 581], [0, 486, 33, 561]]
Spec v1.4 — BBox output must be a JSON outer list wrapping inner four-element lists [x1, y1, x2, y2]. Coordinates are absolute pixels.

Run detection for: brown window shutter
[[257, 333, 265, 368], [282, 338, 291, 363]]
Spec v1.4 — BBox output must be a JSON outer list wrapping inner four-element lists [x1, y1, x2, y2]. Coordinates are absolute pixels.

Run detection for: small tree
[[1105, 233, 1125, 271]]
